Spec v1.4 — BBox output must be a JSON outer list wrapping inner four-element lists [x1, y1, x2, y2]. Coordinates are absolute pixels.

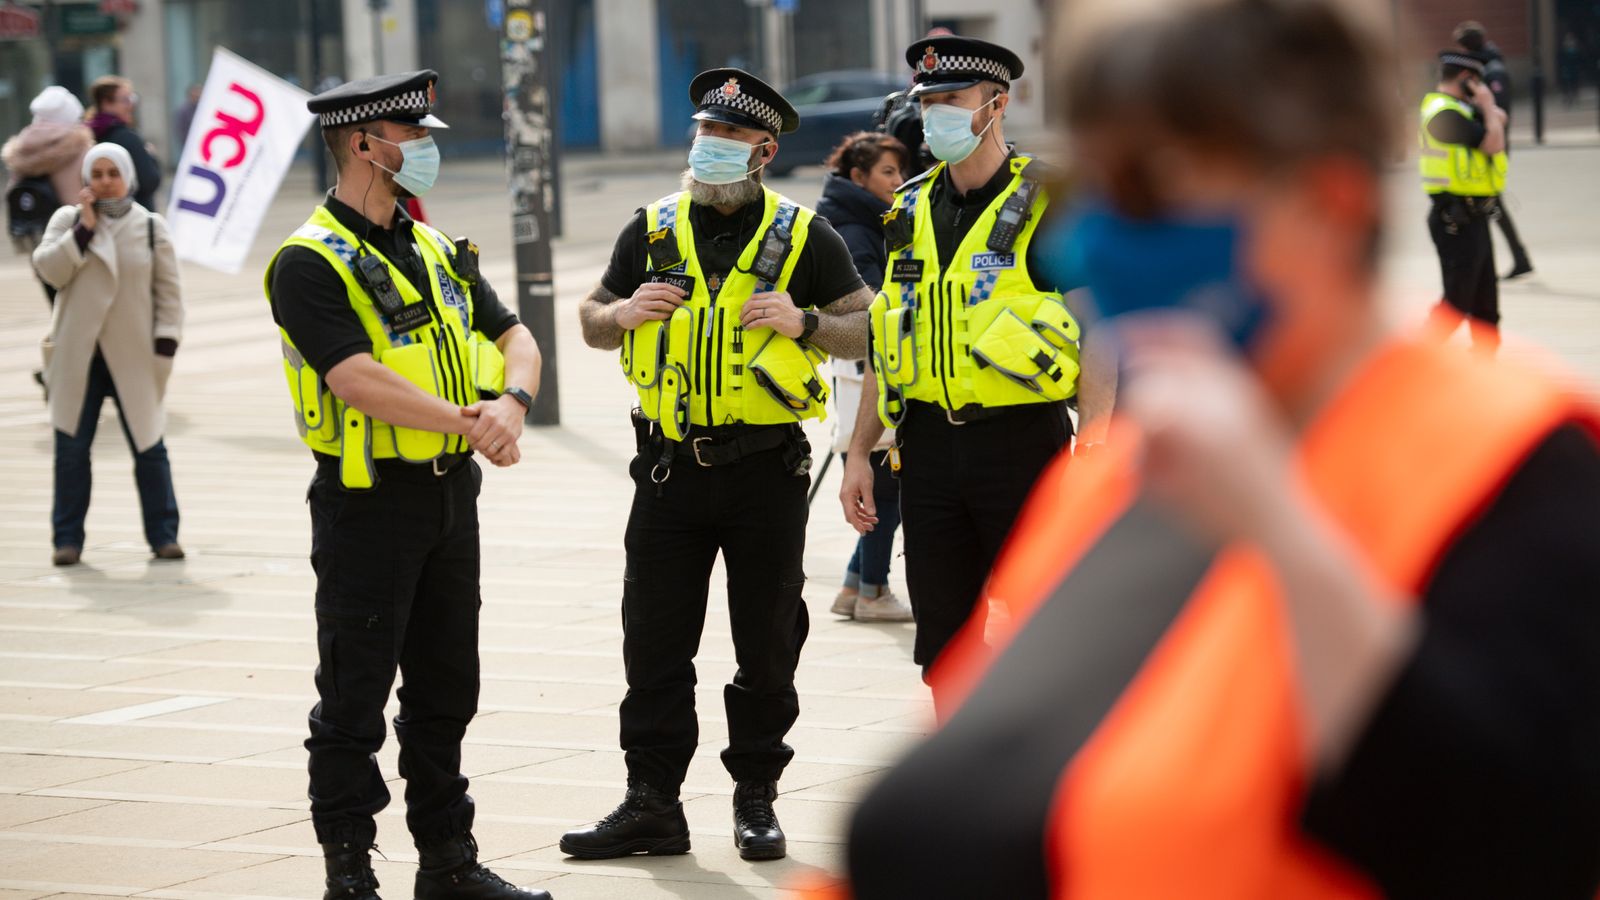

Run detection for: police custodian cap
[[905, 35, 1024, 98], [689, 68, 800, 136], [307, 69, 450, 130], [1438, 50, 1487, 76]]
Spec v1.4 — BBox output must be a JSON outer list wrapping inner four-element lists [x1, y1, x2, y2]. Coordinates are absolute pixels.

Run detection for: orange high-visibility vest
[[914, 339, 1600, 899]]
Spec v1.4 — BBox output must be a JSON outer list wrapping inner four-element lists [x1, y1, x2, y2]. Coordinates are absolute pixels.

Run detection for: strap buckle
[[692, 436, 716, 467]]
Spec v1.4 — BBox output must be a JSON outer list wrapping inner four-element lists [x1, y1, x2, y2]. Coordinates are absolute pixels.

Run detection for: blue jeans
[[843, 450, 902, 596], [52, 352, 179, 551]]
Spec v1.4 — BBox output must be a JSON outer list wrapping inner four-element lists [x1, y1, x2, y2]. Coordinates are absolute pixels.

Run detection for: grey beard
[[680, 168, 763, 209]]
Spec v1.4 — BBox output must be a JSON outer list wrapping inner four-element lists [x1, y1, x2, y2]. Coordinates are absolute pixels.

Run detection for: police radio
[[750, 224, 793, 284], [356, 253, 430, 333], [987, 180, 1038, 254]]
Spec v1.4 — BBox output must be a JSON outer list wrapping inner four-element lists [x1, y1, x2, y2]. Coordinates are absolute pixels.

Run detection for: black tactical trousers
[[1429, 196, 1499, 326], [618, 428, 811, 795], [898, 401, 1071, 673], [304, 456, 482, 847]]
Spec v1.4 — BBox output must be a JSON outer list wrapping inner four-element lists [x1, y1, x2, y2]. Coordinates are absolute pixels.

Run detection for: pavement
[[0, 118, 1596, 899]]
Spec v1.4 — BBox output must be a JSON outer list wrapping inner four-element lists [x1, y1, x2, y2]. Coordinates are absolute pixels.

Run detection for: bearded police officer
[[1422, 50, 1510, 354], [265, 71, 553, 900], [839, 37, 1114, 687], [566, 68, 871, 862]]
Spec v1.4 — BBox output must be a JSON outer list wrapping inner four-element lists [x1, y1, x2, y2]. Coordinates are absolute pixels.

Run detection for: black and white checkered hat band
[[1439, 52, 1485, 74], [920, 55, 1011, 84], [318, 89, 430, 127], [701, 87, 783, 134]]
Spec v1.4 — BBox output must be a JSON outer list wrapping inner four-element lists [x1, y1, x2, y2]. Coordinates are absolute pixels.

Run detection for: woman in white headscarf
[[32, 142, 185, 566]]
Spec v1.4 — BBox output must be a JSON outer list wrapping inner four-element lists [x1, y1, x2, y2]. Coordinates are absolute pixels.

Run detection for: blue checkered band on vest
[[758, 201, 800, 292], [296, 223, 418, 346], [701, 85, 783, 135], [318, 89, 430, 127], [919, 54, 1011, 84], [899, 189, 922, 309]]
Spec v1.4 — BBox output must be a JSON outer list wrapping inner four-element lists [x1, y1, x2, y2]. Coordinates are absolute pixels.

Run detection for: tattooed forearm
[[579, 285, 624, 350], [809, 285, 873, 360]]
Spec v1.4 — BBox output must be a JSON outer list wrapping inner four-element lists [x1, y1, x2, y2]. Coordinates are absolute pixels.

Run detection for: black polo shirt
[[268, 193, 520, 376]]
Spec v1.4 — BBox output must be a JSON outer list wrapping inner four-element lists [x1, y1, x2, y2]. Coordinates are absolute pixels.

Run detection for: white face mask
[[922, 94, 1000, 164]]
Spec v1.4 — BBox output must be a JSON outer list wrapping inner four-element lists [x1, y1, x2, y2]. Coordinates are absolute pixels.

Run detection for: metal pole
[[369, 0, 387, 74], [1530, 0, 1545, 144], [501, 0, 561, 425], [307, 0, 330, 193]]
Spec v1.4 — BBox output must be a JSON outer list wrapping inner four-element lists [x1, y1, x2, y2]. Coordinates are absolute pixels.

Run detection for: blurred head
[[827, 132, 909, 204], [187, 84, 203, 105], [1054, 0, 1395, 391], [1453, 20, 1487, 54], [29, 86, 84, 127], [1438, 51, 1486, 97], [90, 76, 136, 124], [82, 143, 136, 200]]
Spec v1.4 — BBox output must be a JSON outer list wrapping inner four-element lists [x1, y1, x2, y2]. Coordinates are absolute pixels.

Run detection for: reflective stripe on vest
[[869, 156, 1079, 427], [264, 207, 503, 481], [930, 340, 1598, 898], [1418, 92, 1507, 197], [619, 187, 829, 437]]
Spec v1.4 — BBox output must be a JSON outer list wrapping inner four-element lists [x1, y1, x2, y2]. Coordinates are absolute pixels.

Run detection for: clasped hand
[[459, 395, 524, 467]]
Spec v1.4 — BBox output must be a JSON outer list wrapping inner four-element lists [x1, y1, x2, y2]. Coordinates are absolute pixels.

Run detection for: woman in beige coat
[[33, 143, 184, 566]]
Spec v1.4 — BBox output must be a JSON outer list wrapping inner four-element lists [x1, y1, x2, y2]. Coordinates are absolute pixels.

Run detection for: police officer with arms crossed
[[265, 71, 553, 900], [839, 37, 1114, 688], [1422, 50, 1509, 354], [566, 68, 871, 862]]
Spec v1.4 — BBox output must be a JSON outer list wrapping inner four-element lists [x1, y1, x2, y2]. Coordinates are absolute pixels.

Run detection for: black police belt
[[671, 425, 797, 467], [314, 451, 470, 479], [907, 398, 1058, 425]]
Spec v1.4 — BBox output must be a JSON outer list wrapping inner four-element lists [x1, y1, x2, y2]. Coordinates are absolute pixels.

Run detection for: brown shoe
[[51, 547, 81, 566], [153, 543, 185, 560]]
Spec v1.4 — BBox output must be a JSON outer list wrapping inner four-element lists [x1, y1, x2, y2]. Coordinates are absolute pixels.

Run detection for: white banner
[[165, 48, 314, 275]]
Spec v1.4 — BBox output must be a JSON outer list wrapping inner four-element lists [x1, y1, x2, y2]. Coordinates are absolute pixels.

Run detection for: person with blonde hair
[[33, 143, 184, 567]]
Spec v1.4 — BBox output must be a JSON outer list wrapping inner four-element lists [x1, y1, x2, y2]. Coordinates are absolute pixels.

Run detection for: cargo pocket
[[379, 343, 449, 462], [470, 334, 506, 398], [970, 308, 1077, 404], [283, 339, 337, 443], [746, 332, 829, 421]]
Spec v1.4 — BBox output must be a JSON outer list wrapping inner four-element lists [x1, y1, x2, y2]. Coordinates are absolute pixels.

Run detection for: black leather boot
[[732, 781, 786, 861], [414, 833, 552, 900], [321, 841, 380, 900], [558, 779, 690, 859]]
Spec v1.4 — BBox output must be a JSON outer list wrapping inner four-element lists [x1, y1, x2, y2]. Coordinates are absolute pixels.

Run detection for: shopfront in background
[[0, 0, 125, 150]]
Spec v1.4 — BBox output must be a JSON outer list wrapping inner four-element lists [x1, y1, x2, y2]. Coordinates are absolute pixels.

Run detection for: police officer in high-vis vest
[[265, 71, 552, 900], [839, 37, 1113, 681], [1422, 50, 1509, 354], [567, 68, 873, 862]]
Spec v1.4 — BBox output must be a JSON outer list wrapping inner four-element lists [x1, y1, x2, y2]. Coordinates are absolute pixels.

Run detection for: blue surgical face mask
[[1038, 201, 1271, 351], [688, 134, 771, 185], [370, 133, 441, 197], [921, 95, 998, 164]]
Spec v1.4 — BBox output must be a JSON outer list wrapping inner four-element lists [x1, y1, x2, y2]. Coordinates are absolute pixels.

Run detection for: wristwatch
[[503, 386, 534, 411], [799, 310, 820, 343]]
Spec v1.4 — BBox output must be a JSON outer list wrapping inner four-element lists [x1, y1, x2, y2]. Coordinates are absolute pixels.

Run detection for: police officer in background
[[839, 37, 1114, 689], [1421, 51, 1509, 354], [1454, 20, 1534, 280], [567, 68, 872, 862], [265, 71, 552, 900]]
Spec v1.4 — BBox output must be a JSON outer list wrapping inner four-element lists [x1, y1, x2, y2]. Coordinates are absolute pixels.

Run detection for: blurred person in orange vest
[[796, 0, 1600, 897]]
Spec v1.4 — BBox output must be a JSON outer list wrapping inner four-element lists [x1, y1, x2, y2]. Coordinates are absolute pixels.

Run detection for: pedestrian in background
[[1422, 50, 1509, 353], [173, 83, 202, 151], [86, 76, 162, 212], [32, 143, 184, 567], [4, 86, 93, 258], [1455, 20, 1533, 279], [818, 131, 914, 623]]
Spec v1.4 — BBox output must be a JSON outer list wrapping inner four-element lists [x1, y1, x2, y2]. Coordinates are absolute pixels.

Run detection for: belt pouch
[[656, 307, 694, 441], [339, 408, 377, 490]]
